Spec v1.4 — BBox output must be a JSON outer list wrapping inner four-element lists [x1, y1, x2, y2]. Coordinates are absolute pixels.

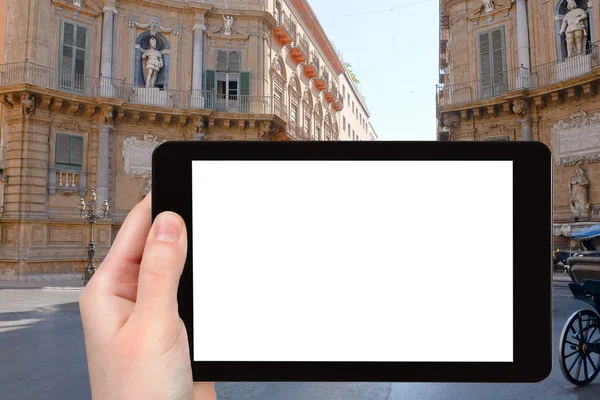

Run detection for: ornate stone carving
[[123, 134, 166, 179], [569, 164, 591, 218], [48, 228, 83, 243], [223, 16, 234, 35], [128, 16, 181, 36], [102, 106, 114, 124], [21, 92, 35, 115], [482, 0, 495, 12], [441, 113, 460, 131], [551, 110, 600, 165], [559, 0, 588, 57], [512, 98, 528, 118], [141, 179, 152, 197]]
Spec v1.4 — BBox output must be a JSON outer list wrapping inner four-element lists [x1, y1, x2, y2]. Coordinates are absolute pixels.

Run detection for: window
[[347, 94, 350, 104], [290, 104, 297, 123], [206, 51, 250, 112], [304, 113, 310, 137], [60, 20, 88, 92], [348, 123, 351, 136], [343, 116, 346, 131], [55, 133, 83, 171], [478, 26, 507, 98], [342, 85, 345, 98], [483, 136, 510, 141], [352, 130, 355, 140]]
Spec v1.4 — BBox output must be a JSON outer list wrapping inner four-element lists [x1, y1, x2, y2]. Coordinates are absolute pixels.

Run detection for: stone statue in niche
[[141, 36, 164, 88], [559, 0, 588, 57], [223, 16, 234, 35], [569, 164, 591, 218]]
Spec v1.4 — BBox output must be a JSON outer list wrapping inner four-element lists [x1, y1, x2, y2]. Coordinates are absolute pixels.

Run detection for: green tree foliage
[[344, 62, 360, 85]]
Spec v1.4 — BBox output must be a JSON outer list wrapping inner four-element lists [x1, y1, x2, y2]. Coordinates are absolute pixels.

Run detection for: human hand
[[79, 193, 216, 400]]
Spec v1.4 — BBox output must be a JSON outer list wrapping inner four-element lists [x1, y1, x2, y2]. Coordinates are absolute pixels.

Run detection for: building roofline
[[291, 0, 344, 75], [341, 60, 370, 117]]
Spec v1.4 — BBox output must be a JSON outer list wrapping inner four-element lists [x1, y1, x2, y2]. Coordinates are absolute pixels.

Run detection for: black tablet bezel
[[152, 141, 552, 383]]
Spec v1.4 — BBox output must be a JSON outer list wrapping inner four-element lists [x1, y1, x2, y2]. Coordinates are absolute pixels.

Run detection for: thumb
[[134, 211, 187, 326]]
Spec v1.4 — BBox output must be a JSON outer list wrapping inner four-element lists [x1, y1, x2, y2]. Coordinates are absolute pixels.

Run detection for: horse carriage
[[559, 224, 600, 385]]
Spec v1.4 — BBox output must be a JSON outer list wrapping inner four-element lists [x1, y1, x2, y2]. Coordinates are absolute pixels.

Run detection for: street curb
[[41, 287, 84, 291]]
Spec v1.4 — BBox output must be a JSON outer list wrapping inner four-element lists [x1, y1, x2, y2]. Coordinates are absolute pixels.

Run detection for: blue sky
[[308, 0, 439, 141]]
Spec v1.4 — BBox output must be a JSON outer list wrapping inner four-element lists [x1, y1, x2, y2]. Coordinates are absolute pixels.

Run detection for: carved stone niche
[[551, 110, 600, 166]]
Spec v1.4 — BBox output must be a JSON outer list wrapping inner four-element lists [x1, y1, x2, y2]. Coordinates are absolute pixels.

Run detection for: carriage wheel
[[559, 309, 600, 385]]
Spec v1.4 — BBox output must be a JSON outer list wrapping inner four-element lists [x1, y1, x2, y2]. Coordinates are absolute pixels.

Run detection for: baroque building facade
[[338, 62, 375, 141], [437, 0, 600, 249], [0, 0, 345, 280]]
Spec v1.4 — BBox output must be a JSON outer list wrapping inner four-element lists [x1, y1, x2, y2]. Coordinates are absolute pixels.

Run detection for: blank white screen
[[192, 161, 513, 362]]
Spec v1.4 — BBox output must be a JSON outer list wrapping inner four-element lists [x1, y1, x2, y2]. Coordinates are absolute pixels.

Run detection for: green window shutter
[[70, 136, 83, 166], [479, 27, 506, 97], [478, 31, 492, 97], [228, 51, 240, 72], [240, 71, 251, 96], [60, 22, 75, 88], [60, 21, 88, 91], [239, 71, 251, 113], [216, 50, 227, 71], [491, 28, 506, 93], [205, 70, 216, 92], [56, 134, 70, 164]]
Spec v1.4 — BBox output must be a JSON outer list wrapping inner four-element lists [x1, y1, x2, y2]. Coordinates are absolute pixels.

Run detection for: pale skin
[[79, 193, 216, 400]]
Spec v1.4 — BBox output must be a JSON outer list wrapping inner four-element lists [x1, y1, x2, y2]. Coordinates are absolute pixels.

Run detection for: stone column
[[588, 0, 595, 45], [100, 6, 117, 97], [191, 23, 206, 108], [516, 0, 531, 88], [519, 118, 533, 141], [96, 125, 111, 207], [512, 98, 532, 141]]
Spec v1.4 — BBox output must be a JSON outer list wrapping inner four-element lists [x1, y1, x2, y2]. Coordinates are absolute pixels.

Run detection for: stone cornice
[[51, 0, 102, 18], [119, 0, 212, 13]]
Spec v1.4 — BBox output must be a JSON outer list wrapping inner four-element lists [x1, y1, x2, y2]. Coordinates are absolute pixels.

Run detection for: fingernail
[[154, 213, 182, 243]]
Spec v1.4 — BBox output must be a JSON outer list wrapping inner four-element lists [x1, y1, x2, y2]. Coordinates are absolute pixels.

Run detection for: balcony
[[0, 61, 283, 117], [273, 11, 293, 45], [48, 168, 88, 197], [314, 67, 328, 91], [325, 82, 338, 104], [290, 34, 309, 64], [437, 42, 600, 108], [304, 54, 319, 79]]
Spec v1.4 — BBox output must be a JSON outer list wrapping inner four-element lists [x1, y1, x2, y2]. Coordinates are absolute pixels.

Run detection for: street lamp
[[79, 189, 109, 285]]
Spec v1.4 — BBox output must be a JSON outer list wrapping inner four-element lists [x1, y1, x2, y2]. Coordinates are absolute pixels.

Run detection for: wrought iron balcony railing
[[437, 42, 600, 107], [0, 61, 281, 116]]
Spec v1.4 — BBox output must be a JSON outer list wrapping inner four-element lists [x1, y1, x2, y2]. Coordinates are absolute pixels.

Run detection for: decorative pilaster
[[101, 6, 117, 79], [515, 0, 531, 88], [100, 6, 117, 98], [193, 23, 206, 91], [96, 124, 111, 208]]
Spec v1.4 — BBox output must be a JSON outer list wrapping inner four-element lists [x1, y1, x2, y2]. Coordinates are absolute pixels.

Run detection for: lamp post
[[79, 190, 109, 285]]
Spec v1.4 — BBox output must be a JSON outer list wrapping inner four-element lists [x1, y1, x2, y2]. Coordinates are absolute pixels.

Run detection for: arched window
[[314, 102, 323, 141], [302, 88, 313, 140], [270, 54, 286, 118], [332, 115, 339, 141], [288, 73, 301, 139], [324, 113, 333, 141]]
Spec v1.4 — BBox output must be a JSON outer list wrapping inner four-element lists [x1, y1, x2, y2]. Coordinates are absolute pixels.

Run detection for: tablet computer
[[151, 141, 552, 383]]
